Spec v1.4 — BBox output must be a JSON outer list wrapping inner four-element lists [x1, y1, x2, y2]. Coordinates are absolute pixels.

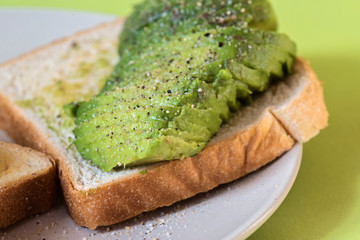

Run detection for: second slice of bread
[[0, 141, 57, 228]]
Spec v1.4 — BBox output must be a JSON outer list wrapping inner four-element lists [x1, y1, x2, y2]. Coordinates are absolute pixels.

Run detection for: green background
[[1, 0, 359, 239]]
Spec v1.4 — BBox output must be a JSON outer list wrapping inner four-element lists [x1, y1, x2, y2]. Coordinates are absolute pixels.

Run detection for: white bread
[[0, 19, 328, 229], [0, 141, 57, 228]]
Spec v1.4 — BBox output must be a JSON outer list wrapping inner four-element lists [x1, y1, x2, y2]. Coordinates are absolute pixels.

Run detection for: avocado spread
[[73, 0, 296, 171]]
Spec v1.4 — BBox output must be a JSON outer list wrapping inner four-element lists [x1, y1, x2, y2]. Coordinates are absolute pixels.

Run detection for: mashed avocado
[[73, 0, 296, 171]]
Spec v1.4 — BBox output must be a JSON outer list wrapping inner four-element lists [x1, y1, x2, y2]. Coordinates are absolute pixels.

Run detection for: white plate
[[0, 9, 302, 240]]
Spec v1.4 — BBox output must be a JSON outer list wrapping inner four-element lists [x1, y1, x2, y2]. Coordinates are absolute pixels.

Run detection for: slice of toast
[[0, 141, 57, 228], [0, 19, 328, 229]]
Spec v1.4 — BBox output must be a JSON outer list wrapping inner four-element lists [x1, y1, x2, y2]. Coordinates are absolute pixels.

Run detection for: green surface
[[1, 0, 359, 239]]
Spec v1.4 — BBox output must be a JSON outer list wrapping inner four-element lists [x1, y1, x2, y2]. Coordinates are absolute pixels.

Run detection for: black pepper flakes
[[204, 32, 210, 37], [167, 89, 172, 94], [218, 42, 224, 47], [71, 41, 78, 48]]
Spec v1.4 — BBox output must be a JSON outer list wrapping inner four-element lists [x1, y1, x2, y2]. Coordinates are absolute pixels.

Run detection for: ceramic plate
[[0, 9, 302, 240]]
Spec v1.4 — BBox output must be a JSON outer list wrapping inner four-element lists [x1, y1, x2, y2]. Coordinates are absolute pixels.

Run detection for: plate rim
[[231, 143, 302, 240]]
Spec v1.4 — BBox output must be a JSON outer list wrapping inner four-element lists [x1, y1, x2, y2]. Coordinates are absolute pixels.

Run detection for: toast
[[0, 141, 57, 228], [0, 19, 328, 229]]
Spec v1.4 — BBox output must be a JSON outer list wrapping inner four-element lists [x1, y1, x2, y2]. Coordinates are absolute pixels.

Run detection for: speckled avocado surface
[[117, 0, 278, 56], [73, 0, 296, 171]]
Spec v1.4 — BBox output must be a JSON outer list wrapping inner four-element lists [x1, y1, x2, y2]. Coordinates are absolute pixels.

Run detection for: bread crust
[[0, 18, 125, 70], [0, 19, 328, 229], [0, 142, 58, 228], [271, 58, 328, 142]]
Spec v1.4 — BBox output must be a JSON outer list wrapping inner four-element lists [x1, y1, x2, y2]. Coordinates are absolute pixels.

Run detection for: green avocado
[[118, 0, 277, 55], [72, 0, 296, 171]]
